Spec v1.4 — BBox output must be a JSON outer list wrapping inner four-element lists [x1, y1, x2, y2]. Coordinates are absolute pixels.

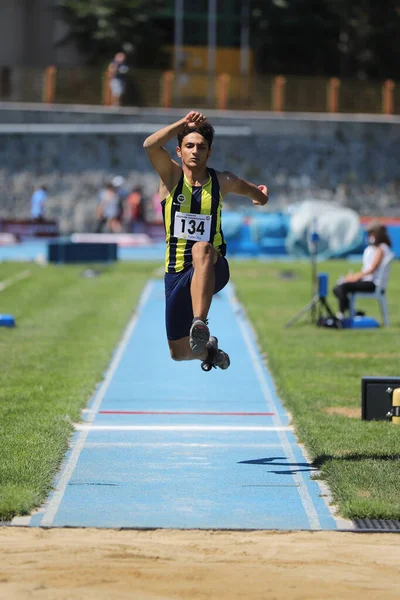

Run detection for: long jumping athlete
[[143, 111, 268, 371]]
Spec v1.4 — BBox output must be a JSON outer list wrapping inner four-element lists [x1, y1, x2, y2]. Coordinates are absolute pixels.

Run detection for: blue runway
[[14, 279, 342, 530]]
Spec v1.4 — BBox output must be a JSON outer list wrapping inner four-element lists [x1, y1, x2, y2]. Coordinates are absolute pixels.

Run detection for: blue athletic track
[[13, 280, 347, 530]]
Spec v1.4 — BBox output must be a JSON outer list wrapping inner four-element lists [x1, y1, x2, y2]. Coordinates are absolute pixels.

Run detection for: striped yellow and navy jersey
[[161, 168, 226, 274]]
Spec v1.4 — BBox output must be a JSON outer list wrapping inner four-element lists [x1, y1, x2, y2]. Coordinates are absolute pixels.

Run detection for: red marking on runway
[[99, 411, 275, 416]]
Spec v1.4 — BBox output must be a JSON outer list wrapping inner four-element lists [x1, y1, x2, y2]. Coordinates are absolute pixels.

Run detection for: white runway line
[[85, 442, 283, 448], [11, 516, 32, 526], [0, 269, 30, 292], [38, 281, 155, 528], [227, 284, 322, 530], [75, 425, 293, 432]]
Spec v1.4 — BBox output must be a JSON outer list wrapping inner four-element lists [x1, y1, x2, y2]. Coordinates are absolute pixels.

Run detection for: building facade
[[0, 0, 81, 68]]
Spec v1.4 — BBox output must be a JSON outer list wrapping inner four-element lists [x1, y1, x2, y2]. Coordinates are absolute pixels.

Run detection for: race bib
[[173, 213, 212, 242]]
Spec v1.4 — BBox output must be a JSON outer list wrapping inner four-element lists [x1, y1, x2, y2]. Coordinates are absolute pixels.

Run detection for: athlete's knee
[[192, 241, 214, 263], [169, 345, 188, 361]]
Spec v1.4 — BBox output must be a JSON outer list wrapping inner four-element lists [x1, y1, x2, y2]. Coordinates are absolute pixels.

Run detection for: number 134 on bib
[[174, 213, 212, 242]]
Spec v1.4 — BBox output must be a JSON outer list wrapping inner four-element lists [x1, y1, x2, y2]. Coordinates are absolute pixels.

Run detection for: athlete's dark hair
[[177, 122, 215, 148]]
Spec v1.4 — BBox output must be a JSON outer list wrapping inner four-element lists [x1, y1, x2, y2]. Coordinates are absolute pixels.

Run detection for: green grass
[[0, 262, 159, 520], [1, 259, 400, 521], [231, 260, 400, 519]]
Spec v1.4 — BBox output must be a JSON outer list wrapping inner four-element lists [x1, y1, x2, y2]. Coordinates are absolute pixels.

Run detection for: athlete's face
[[177, 133, 211, 168]]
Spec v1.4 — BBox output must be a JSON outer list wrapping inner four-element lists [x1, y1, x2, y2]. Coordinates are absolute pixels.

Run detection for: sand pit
[[1, 528, 399, 599]]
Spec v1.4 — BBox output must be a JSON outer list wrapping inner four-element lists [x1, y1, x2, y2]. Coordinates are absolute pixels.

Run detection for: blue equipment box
[[342, 316, 380, 329], [0, 314, 15, 327], [48, 241, 118, 264]]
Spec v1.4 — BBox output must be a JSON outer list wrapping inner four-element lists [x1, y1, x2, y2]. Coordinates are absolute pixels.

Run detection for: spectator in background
[[152, 190, 163, 222], [333, 221, 393, 319], [111, 175, 128, 223], [30, 185, 48, 221], [96, 182, 121, 233], [108, 52, 129, 107], [125, 186, 147, 233]]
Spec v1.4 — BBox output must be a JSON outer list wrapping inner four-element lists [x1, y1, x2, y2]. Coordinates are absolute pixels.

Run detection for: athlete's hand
[[258, 185, 268, 196], [184, 111, 207, 128], [252, 185, 269, 205]]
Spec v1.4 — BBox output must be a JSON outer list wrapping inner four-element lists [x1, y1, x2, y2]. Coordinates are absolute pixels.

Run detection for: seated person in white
[[333, 222, 393, 319]]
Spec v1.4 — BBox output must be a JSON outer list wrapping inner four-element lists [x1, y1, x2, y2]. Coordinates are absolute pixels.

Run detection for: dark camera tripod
[[285, 226, 336, 328]]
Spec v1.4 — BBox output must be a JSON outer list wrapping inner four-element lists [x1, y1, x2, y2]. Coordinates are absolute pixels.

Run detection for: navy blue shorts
[[164, 254, 230, 341]]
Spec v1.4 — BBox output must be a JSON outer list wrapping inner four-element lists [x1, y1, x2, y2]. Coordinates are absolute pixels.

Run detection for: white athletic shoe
[[190, 317, 210, 353], [201, 336, 230, 372]]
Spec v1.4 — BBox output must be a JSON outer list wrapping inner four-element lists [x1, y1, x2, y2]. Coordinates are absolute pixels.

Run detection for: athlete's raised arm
[[218, 171, 268, 206], [143, 111, 207, 191]]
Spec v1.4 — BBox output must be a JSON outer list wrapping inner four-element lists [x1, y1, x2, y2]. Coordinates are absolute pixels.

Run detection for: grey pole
[[240, 0, 250, 77], [240, 0, 250, 105], [207, 0, 217, 105], [174, 0, 184, 75]]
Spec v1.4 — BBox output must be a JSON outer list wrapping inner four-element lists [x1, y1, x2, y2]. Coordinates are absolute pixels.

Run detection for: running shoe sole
[[189, 319, 210, 353]]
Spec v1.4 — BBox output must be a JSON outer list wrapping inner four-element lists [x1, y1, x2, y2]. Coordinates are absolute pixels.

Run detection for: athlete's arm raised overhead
[[143, 111, 207, 191], [218, 171, 268, 206]]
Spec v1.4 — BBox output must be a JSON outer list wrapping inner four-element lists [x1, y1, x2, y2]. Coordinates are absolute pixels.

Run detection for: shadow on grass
[[238, 456, 318, 475], [312, 453, 400, 468], [238, 453, 400, 475]]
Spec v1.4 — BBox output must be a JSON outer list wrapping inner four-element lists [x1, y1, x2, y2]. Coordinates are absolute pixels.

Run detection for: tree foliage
[[251, 0, 400, 78], [58, 0, 400, 79], [58, 0, 171, 67]]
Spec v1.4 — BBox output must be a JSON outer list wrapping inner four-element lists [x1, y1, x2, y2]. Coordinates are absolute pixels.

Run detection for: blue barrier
[[222, 214, 400, 259], [387, 225, 400, 259], [224, 213, 288, 256], [250, 213, 290, 241], [221, 212, 243, 240]]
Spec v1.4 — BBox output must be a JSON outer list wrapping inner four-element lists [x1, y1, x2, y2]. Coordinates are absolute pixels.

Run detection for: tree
[[58, 0, 171, 68], [250, 0, 400, 79], [58, 0, 400, 79], [325, 0, 400, 79], [250, 0, 339, 76]]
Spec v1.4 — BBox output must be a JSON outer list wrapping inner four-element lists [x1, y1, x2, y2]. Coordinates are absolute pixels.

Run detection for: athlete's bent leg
[[164, 251, 230, 366], [168, 337, 208, 362], [189, 242, 218, 353], [190, 242, 218, 320], [168, 336, 229, 371]]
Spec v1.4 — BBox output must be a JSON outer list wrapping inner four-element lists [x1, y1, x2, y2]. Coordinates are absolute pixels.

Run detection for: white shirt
[[99, 188, 119, 219], [31, 188, 47, 218], [362, 243, 392, 284]]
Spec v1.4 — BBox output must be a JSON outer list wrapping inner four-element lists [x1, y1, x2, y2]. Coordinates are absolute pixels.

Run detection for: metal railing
[[0, 65, 398, 115]]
